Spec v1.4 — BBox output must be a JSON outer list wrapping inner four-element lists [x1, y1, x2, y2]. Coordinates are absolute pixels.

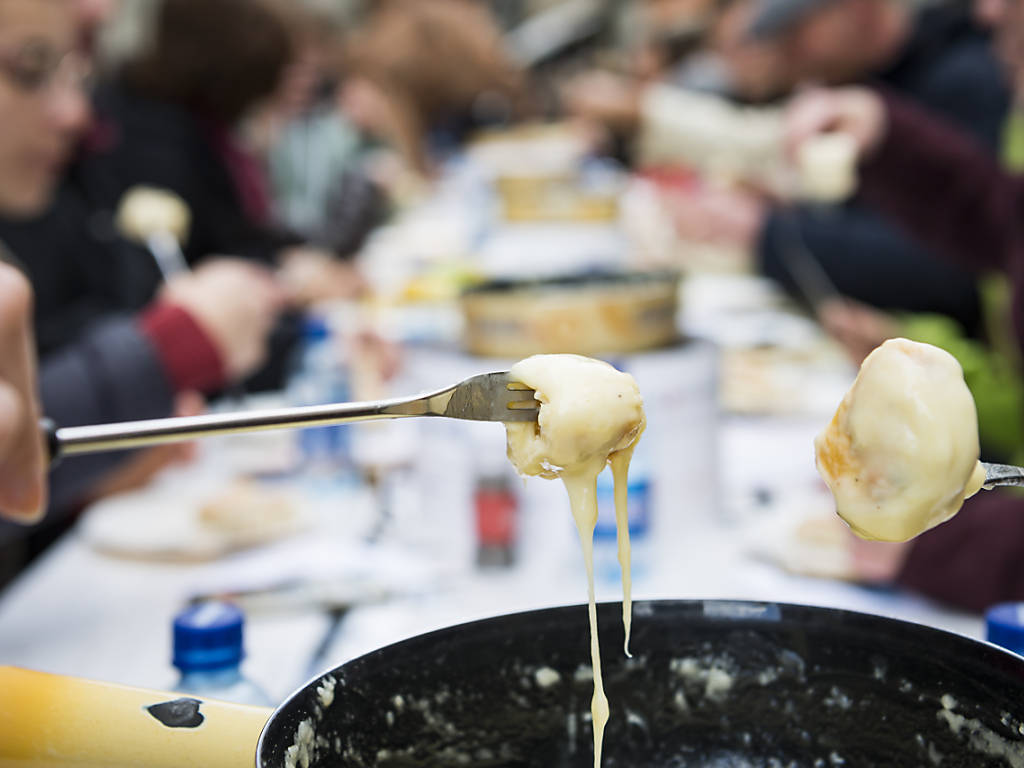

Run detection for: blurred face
[[785, 1, 868, 83], [714, 0, 795, 100], [0, 0, 90, 217], [73, 0, 117, 53], [642, 0, 714, 30], [271, 42, 324, 119]]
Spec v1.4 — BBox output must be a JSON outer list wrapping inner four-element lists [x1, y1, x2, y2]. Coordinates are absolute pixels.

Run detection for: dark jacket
[[759, 4, 1010, 336], [0, 184, 161, 357], [74, 80, 299, 271], [862, 96, 1024, 373], [0, 311, 176, 584], [0, 205, 223, 552], [0, 242, 175, 563], [858, 93, 1024, 612], [0, 82, 308, 580]]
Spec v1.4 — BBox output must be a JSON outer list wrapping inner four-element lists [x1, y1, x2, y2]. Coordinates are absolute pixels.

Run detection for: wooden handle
[[0, 667, 272, 768]]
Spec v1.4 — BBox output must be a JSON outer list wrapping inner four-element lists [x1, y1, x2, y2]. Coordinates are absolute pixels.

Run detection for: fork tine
[[443, 372, 539, 422]]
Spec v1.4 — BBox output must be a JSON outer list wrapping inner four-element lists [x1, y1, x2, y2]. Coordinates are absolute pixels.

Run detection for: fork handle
[[42, 392, 448, 464]]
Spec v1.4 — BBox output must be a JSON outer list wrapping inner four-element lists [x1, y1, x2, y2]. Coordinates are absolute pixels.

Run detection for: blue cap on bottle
[[985, 603, 1024, 656], [173, 601, 244, 672], [302, 315, 330, 341]]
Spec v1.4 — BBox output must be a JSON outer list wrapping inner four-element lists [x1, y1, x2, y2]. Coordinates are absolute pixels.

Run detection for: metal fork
[[43, 372, 538, 463], [981, 463, 1024, 489]]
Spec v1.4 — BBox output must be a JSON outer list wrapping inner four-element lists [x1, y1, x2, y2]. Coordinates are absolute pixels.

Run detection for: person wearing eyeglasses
[[0, 1, 91, 216], [0, 0, 79, 532], [0, 0, 287, 586]]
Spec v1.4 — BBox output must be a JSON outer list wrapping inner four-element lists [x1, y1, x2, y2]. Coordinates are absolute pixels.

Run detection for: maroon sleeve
[[139, 302, 226, 393], [898, 490, 1024, 613], [860, 91, 1024, 274]]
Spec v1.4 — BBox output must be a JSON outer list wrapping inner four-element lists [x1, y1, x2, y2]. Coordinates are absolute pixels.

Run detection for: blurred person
[[3, 0, 366, 397], [778, 0, 1024, 610], [0, 1, 91, 218], [76, 0, 297, 265], [688, 0, 1006, 337], [340, 0, 524, 175], [252, 1, 388, 249], [749, 0, 914, 85], [582, 0, 1004, 339], [561, 70, 646, 137], [637, 0, 721, 81], [0, 0, 287, 584], [753, 0, 999, 317], [562, 0, 744, 143], [70, 0, 371, 305], [974, 0, 1008, 30], [10, 251, 285, 571], [711, 0, 795, 101], [73, 0, 117, 55]]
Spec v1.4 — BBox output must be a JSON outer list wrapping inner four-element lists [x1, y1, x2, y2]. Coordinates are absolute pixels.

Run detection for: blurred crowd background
[[2, 0, 1024, 672]]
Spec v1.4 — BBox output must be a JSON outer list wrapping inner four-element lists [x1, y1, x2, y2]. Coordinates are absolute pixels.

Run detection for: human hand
[[0, 264, 46, 523], [784, 87, 887, 163], [561, 71, 643, 133], [819, 298, 900, 365], [277, 247, 368, 307], [350, 330, 402, 400], [848, 534, 912, 584], [161, 259, 286, 381], [668, 183, 767, 251]]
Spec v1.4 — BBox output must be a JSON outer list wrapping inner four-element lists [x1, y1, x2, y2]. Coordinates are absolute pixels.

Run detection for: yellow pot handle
[[0, 666, 273, 768]]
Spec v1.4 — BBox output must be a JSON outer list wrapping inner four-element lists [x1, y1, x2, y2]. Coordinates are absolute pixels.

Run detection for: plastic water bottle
[[288, 314, 351, 478], [172, 601, 272, 706], [986, 603, 1024, 656]]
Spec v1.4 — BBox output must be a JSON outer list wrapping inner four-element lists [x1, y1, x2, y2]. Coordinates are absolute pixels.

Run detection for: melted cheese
[[116, 186, 191, 244], [505, 354, 645, 768], [815, 339, 986, 542], [797, 132, 857, 203]]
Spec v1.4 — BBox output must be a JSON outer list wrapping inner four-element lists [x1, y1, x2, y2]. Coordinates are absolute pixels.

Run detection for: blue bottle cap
[[173, 601, 244, 672], [302, 315, 330, 341], [985, 603, 1024, 656]]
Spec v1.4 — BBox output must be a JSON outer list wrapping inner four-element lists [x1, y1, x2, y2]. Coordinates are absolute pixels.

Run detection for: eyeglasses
[[0, 40, 92, 96]]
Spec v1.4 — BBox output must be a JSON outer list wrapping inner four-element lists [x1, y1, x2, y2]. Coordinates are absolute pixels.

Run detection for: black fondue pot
[[6, 600, 1020, 766], [258, 600, 1024, 767]]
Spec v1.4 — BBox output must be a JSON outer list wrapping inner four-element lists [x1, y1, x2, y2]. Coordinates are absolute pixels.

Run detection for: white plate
[[80, 483, 308, 562]]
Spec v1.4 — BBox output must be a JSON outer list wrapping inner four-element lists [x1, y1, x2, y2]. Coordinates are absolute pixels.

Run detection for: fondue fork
[[43, 372, 538, 462], [981, 463, 1024, 489]]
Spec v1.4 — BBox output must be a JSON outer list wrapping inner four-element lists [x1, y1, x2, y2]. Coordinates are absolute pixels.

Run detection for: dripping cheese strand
[[610, 450, 634, 657], [504, 354, 645, 768], [565, 468, 610, 768]]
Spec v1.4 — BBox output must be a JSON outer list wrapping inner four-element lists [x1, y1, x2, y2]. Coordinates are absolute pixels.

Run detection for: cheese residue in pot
[[316, 675, 336, 708], [505, 354, 646, 768], [815, 339, 986, 542]]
